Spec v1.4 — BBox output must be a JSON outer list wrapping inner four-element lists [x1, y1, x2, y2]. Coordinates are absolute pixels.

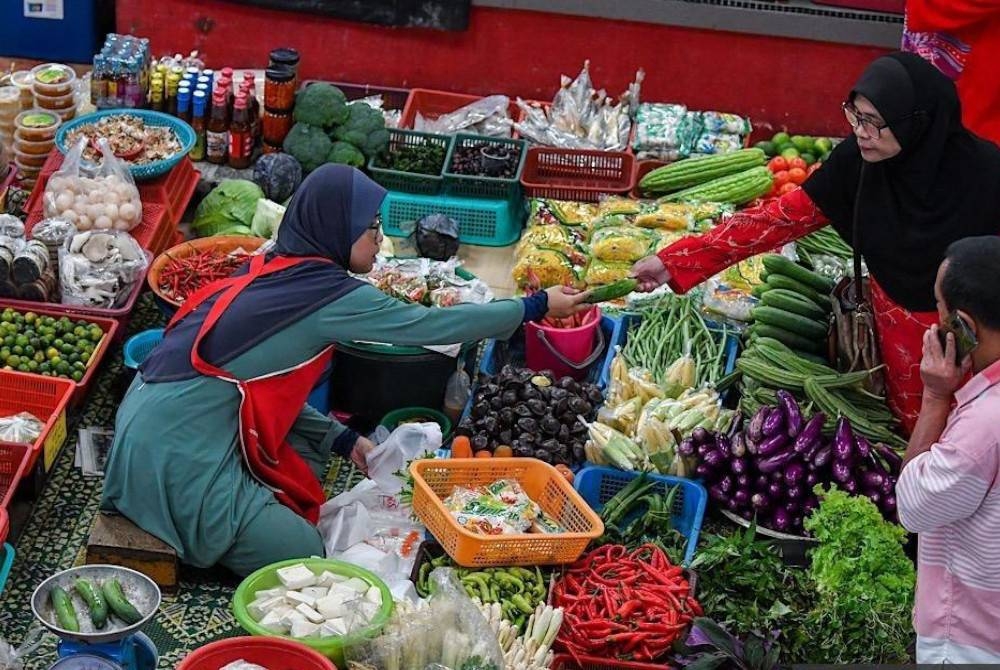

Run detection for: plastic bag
[[0, 412, 44, 444], [596, 396, 642, 436], [416, 95, 512, 138], [44, 138, 142, 231], [30, 217, 75, 247], [60, 229, 147, 308], [589, 226, 652, 263], [512, 248, 578, 290], [583, 258, 631, 286], [413, 213, 460, 261], [442, 479, 543, 535], [345, 569, 504, 670], [0, 214, 25, 239], [527, 198, 598, 229], [693, 132, 745, 156]]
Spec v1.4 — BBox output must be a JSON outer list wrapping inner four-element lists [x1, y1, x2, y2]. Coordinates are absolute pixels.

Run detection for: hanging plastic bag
[[60, 229, 148, 308], [44, 138, 142, 231], [0, 412, 44, 444], [412, 213, 460, 261]]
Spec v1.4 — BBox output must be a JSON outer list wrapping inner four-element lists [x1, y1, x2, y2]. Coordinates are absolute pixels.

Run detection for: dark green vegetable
[[50, 586, 80, 632], [380, 141, 445, 175], [74, 578, 108, 629], [101, 579, 142, 625], [584, 278, 639, 303]]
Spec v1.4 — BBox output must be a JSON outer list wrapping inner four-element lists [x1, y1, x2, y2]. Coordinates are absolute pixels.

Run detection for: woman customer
[[631, 52, 1000, 433], [102, 164, 590, 575]]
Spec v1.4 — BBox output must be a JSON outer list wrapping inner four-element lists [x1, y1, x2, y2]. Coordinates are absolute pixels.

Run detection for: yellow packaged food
[[653, 229, 687, 253], [720, 253, 766, 291], [584, 259, 632, 286], [512, 248, 579, 290], [515, 225, 575, 258], [634, 202, 694, 230], [590, 226, 653, 263], [528, 198, 598, 227], [598, 195, 643, 217]]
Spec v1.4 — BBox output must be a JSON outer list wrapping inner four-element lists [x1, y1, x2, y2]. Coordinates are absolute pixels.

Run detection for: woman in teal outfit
[[101, 165, 588, 576]]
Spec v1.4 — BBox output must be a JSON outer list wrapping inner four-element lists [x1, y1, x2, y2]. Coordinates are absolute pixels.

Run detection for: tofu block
[[286, 591, 317, 608], [258, 610, 289, 634], [290, 619, 321, 639], [300, 586, 328, 600], [248, 595, 287, 621], [344, 577, 370, 593], [276, 563, 317, 590], [296, 603, 326, 624], [253, 587, 287, 599], [321, 617, 348, 637], [315, 594, 346, 619], [359, 601, 379, 621], [364, 586, 383, 605], [316, 570, 348, 587], [279, 609, 307, 629]]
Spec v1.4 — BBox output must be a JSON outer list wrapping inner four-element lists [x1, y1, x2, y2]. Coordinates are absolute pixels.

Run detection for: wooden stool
[[86, 513, 179, 592]]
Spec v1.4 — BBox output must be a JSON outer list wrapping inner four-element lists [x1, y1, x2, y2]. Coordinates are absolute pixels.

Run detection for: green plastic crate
[[368, 129, 451, 195], [443, 133, 526, 200], [381, 191, 525, 247]]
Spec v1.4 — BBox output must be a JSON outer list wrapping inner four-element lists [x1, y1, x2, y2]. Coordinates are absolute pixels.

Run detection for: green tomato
[[814, 137, 834, 154], [772, 131, 791, 146], [781, 147, 801, 160]]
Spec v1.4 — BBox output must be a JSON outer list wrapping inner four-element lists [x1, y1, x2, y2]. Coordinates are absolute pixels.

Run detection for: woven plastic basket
[[0, 370, 74, 474], [368, 128, 451, 195], [443, 133, 526, 200], [521, 147, 635, 202], [381, 190, 524, 247]]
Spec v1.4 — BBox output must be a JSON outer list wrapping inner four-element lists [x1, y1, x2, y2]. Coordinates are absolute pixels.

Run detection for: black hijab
[[142, 165, 387, 382], [802, 51, 1000, 312]]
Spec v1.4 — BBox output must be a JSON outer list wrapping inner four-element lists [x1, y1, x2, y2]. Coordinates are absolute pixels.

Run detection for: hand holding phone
[[938, 312, 978, 364]]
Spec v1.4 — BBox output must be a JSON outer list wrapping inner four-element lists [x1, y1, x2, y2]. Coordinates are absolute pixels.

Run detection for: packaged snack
[[700, 111, 751, 135], [512, 248, 579, 290], [584, 259, 632, 286], [442, 479, 542, 535], [693, 131, 745, 156], [597, 195, 643, 217], [589, 226, 652, 263], [528, 198, 598, 228], [514, 225, 586, 265]]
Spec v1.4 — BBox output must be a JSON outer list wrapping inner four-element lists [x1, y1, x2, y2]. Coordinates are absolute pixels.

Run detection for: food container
[[33, 91, 76, 112], [51, 106, 76, 123], [14, 149, 47, 169], [14, 158, 41, 178], [10, 72, 34, 110], [178, 637, 336, 670], [264, 66, 296, 112], [30, 63, 76, 98], [15, 111, 60, 142], [0, 87, 19, 122], [13, 131, 54, 156]]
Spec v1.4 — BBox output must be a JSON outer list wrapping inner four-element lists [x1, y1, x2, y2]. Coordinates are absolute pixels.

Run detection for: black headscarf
[[142, 165, 387, 382], [802, 51, 1000, 312]]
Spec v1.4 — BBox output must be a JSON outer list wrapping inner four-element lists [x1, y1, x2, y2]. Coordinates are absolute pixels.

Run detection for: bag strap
[[849, 161, 868, 307]]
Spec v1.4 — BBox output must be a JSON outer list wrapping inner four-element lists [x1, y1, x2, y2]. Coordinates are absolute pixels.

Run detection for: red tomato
[[773, 170, 791, 186], [788, 157, 807, 171], [768, 157, 789, 173], [787, 167, 808, 185], [779, 182, 798, 195]]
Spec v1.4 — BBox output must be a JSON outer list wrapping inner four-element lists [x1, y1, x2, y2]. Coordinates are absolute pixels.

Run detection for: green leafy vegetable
[[283, 123, 334, 174], [333, 102, 390, 159], [192, 179, 264, 237], [293, 82, 349, 128], [251, 198, 286, 239]]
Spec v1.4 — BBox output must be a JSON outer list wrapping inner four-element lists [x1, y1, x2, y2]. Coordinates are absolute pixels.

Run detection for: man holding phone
[[896, 236, 1000, 663]]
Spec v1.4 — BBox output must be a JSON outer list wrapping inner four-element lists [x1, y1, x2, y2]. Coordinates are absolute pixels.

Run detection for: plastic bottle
[[177, 87, 192, 125], [190, 90, 207, 161]]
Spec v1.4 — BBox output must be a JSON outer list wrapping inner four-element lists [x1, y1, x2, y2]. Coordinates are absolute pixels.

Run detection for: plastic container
[[524, 307, 605, 382], [124, 328, 165, 373], [550, 654, 667, 670], [148, 236, 266, 312], [13, 148, 47, 169], [13, 158, 41, 178], [178, 637, 337, 670], [10, 72, 35, 109], [30, 64, 76, 98], [367, 128, 451, 195], [410, 457, 604, 567], [33, 91, 77, 112], [0, 87, 19, 120], [379, 407, 453, 440], [400, 88, 521, 135], [13, 130, 54, 156], [630, 159, 669, 199], [14, 110, 60, 142], [0, 370, 75, 474], [0, 443, 30, 513], [232, 557, 394, 666], [381, 190, 525, 247], [521, 147, 635, 203], [443, 133, 526, 200], [574, 466, 707, 566], [0, 542, 14, 597]]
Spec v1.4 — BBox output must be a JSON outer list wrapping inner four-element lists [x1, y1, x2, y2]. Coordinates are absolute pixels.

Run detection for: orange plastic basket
[[0, 370, 74, 474], [409, 457, 603, 567], [148, 235, 266, 309]]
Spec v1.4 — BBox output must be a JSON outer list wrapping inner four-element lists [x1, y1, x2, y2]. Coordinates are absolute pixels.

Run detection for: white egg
[[62, 210, 78, 224], [104, 204, 119, 221], [49, 176, 66, 192], [114, 220, 130, 231], [77, 215, 92, 231], [104, 190, 121, 205], [55, 191, 74, 211], [119, 202, 138, 222], [88, 204, 104, 220], [87, 189, 103, 204], [94, 215, 112, 230]]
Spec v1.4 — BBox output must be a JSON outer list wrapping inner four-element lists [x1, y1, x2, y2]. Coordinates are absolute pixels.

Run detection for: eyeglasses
[[842, 102, 889, 138], [368, 213, 383, 231]]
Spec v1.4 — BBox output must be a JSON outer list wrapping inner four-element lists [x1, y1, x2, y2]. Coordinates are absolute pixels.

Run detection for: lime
[[34, 352, 44, 363], [56, 362, 70, 375], [781, 147, 801, 160], [772, 131, 791, 146], [46, 347, 59, 360], [89, 328, 103, 343], [801, 153, 817, 166], [11, 346, 23, 356], [60, 343, 74, 355], [791, 135, 815, 153], [814, 137, 834, 154], [754, 141, 777, 157], [27, 360, 38, 371], [6, 355, 20, 367], [39, 362, 50, 373], [71, 370, 83, 382]]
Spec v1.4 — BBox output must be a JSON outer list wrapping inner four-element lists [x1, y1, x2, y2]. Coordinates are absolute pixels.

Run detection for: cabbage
[[251, 199, 286, 239], [192, 179, 264, 237]]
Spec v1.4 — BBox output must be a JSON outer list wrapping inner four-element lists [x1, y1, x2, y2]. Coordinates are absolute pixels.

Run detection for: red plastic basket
[[521, 148, 635, 202], [178, 637, 336, 670], [0, 370, 74, 474], [631, 159, 669, 199], [400, 88, 520, 135], [138, 157, 200, 229], [551, 655, 667, 669], [0, 443, 29, 514], [26, 199, 171, 257], [301, 79, 411, 110]]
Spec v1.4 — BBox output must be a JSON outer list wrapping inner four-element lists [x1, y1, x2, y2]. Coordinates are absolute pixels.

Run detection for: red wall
[[117, 1, 889, 136]]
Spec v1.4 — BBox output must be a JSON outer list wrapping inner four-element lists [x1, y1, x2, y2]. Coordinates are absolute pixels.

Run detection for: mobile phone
[[938, 312, 977, 362]]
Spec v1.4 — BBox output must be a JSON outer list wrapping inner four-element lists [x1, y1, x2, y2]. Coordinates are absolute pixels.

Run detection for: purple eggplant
[[751, 492, 771, 511], [867, 490, 882, 506], [739, 508, 754, 521], [736, 473, 751, 488], [691, 427, 710, 445], [791, 516, 804, 533], [793, 413, 826, 452], [771, 507, 792, 531], [843, 478, 859, 494], [697, 441, 715, 458], [812, 445, 833, 468], [833, 418, 854, 463], [754, 474, 770, 491], [805, 471, 819, 488], [718, 474, 734, 494], [770, 470, 785, 483], [708, 484, 727, 501], [716, 435, 732, 458], [730, 433, 747, 458], [803, 437, 824, 461], [726, 498, 740, 511], [861, 470, 885, 491], [703, 449, 727, 468], [832, 460, 853, 483], [747, 407, 769, 442], [695, 463, 714, 479], [854, 435, 872, 458], [731, 457, 749, 476], [678, 438, 696, 457], [757, 433, 790, 458], [784, 462, 805, 485], [881, 475, 896, 496], [803, 496, 820, 514], [786, 484, 804, 500], [875, 443, 903, 474], [733, 489, 751, 507], [746, 437, 760, 456], [762, 408, 786, 438], [882, 494, 897, 512], [768, 481, 784, 499], [758, 450, 799, 474], [777, 390, 803, 438]]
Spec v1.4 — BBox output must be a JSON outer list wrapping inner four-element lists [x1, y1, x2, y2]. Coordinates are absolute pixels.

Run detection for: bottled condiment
[[166, 73, 181, 116], [262, 108, 293, 147], [264, 66, 295, 112], [228, 94, 252, 169], [220, 67, 234, 81], [150, 83, 164, 112], [206, 91, 229, 164], [190, 90, 207, 161], [240, 82, 260, 144], [177, 87, 192, 125], [268, 48, 300, 78]]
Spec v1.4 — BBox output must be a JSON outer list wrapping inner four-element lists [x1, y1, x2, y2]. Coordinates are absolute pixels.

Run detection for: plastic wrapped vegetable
[[589, 226, 652, 263], [512, 248, 578, 290], [527, 198, 598, 229], [597, 196, 643, 217], [583, 259, 631, 287], [514, 225, 583, 264], [60, 230, 148, 308]]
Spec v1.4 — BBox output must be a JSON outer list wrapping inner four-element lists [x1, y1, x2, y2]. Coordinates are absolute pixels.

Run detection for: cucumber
[[790, 349, 830, 366], [751, 283, 768, 299], [50, 586, 80, 632], [751, 306, 829, 339], [762, 254, 834, 294], [102, 579, 142, 625], [760, 289, 827, 319], [747, 324, 826, 354], [75, 578, 108, 629], [584, 278, 638, 303], [764, 274, 831, 309]]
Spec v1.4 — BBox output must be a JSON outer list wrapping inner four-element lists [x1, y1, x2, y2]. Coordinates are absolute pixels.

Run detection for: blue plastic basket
[[55, 110, 197, 181], [380, 190, 525, 247], [0, 543, 14, 597], [574, 466, 707, 566], [123, 329, 165, 370]]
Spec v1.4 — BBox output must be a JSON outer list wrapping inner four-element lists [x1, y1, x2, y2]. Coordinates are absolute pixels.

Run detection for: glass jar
[[262, 108, 293, 146], [268, 48, 300, 77], [264, 66, 296, 112]]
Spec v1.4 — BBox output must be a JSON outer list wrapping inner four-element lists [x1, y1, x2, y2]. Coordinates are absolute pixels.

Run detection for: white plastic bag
[[366, 421, 442, 493], [59, 229, 147, 308], [0, 412, 44, 444], [44, 137, 142, 231]]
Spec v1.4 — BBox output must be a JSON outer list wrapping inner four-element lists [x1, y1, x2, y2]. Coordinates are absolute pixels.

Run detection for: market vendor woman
[[102, 165, 590, 576], [632, 52, 1000, 433]]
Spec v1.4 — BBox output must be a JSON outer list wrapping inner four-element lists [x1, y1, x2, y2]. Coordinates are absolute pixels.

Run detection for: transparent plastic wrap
[[415, 95, 513, 138], [582, 258, 630, 286], [512, 248, 579, 291], [442, 479, 542, 535], [633, 105, 701, 159], [692, 131, 745, 156], [59, 229, 148, 308], [345, 569, 504, 670], [0, 214, 25, 240], [0, 412, 44, 444], [412, 213, 460, 261], [589, 226, 652, 263], [364, 257, 493, 306], [514, 226, 587, 266], [44, 138, 142, 231]]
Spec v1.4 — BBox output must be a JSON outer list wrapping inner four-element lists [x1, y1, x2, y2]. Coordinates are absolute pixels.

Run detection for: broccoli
[[327, 141, 365, 168], [332, 102, 390, 159], [283, 123, 333, 173], [292, 83, 349, 128]]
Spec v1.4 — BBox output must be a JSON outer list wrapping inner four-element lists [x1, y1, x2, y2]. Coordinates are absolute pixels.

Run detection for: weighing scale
[[30, 565, 162, 670]]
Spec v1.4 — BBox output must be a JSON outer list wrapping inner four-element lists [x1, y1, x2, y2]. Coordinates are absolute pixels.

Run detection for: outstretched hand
[[350, 436, 376, 476], [631, 255, 671, 292]]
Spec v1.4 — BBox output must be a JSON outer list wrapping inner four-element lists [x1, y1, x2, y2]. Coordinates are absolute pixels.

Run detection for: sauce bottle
[[242, 72, 261, 141], [227, 93, 252, 169], [206, 91, 229, 164], [177, 87, 192, 125], [190, 90, 207, 161]]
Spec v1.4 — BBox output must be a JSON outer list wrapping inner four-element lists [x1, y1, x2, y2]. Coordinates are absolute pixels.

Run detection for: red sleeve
[[657, 187, 829, 294], [907, 0, 999, 33]]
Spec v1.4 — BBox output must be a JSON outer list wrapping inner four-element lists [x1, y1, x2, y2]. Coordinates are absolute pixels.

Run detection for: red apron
[[166, 253, 333, 523]]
